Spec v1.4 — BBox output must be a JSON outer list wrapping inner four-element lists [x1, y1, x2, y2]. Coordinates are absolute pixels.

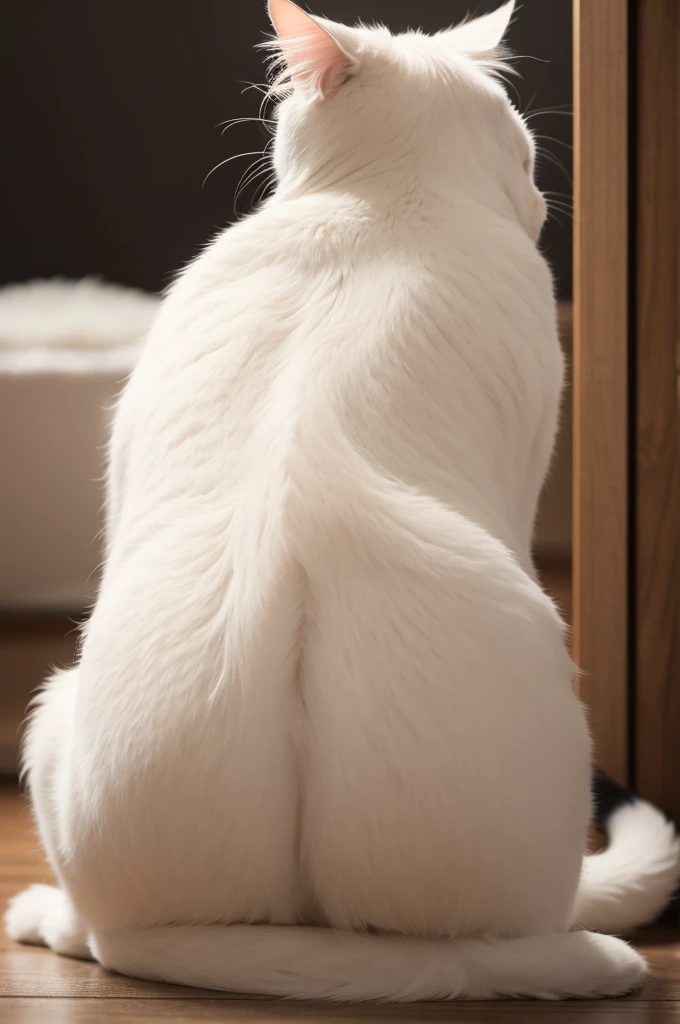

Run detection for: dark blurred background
[[0, 0, 572, 298]]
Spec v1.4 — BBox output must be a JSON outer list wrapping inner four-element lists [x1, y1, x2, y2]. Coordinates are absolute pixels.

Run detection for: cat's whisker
[[535, 145, 573, 186], [238, 80, 280, 123], [524, 108, 573, 124], [235, 152, 270, 188], [218, 117, 276, 139], [239, 81, 271, 98], [521, 91, 539, 116], [543, 188, 573, 203], [542, 189, 573, 206], [524, 102, 573, 114], [233, 136, 277, 209], [544, 197, 573, 224], [544, 207, 564, 227], [233, 148, 275, 212], [547, 205, 573, 220], [534, 133, 573, 152], [259, 86, 278, 124], [504, 76, 523, 110], [507, 54, 550, 64], [233, 160, 269, 211], [480, 52, 524, 108], [202, 151, 267, 190], [253, 171, 277, 206]]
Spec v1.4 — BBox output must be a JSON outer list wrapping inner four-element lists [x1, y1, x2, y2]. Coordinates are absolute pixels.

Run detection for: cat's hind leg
[[4, 667, 93, 960], [5, 884, 91, 959]]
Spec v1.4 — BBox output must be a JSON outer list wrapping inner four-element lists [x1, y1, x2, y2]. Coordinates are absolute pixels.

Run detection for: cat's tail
[[91, 924, 645, 1001], [574, 770, 680, 934]]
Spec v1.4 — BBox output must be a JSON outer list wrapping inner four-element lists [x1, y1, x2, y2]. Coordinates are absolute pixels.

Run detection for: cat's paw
[[594, 936, 648, 997], [5, 884, 55, 945], [5, 884, 92, 960]]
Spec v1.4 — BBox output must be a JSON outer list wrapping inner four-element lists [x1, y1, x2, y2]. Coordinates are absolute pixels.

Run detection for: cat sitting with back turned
[[6, 0, 679, 1002]]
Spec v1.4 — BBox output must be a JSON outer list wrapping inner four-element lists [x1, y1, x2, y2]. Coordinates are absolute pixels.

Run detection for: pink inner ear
[[268, 0, 349, 97]]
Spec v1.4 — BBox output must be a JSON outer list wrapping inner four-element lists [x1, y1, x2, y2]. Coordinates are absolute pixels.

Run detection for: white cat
[[7, 0, 680, 1001]]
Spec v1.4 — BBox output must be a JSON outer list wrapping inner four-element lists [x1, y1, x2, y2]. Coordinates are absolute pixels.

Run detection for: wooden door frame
[[634, 0, 680, 820], [574, 0, 680, 814], [573, 0, 629, 785]]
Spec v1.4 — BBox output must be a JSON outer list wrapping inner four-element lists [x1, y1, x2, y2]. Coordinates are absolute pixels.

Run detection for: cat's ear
[[446, 0, 515, 54], [267, 0, 354, 100]]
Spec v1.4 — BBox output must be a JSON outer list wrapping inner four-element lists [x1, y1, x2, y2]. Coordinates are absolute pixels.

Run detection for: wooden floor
[[1, 787, 680, 1022]]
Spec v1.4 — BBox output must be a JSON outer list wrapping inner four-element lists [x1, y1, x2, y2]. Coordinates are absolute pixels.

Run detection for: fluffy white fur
[[6, 0, 679, 1001]]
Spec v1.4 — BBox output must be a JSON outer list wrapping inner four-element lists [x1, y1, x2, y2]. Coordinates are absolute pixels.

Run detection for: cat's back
[[71, 189, 578, 940], [114, 189, 557, 561], [129, 186, 552, 430], [115, 195, 419, 496]]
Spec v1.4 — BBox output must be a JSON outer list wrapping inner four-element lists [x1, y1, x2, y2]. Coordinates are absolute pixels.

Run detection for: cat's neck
[[270, 112, 506, 217], [271, 159, 508, 222]]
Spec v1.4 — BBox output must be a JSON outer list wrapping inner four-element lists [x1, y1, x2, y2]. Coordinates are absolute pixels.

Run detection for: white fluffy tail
[[575, 796, 680, 934], [92, 925, 646, 1001]]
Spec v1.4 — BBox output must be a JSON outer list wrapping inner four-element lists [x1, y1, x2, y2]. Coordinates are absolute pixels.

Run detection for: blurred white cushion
[[0, 279, 158, 610]]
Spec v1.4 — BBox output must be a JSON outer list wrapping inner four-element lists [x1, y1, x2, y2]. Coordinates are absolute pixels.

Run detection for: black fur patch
[[592, 768, 636, 835]]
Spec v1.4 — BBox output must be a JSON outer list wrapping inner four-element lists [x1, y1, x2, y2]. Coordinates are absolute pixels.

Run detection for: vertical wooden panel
[[572, 0, 629, 783], [635, 0, 680, 820]]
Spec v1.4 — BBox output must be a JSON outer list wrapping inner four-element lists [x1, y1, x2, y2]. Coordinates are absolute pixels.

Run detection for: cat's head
[[265, 0, 545, 241]]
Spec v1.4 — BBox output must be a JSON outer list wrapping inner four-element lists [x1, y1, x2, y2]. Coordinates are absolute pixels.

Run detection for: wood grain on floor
[[1, 787, 679, 1022]]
